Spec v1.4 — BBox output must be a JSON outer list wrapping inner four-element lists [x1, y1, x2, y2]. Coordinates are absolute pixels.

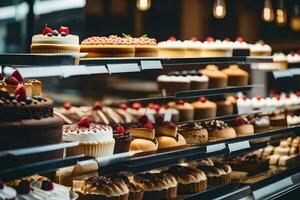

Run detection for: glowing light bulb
[[290, 4, 300, 32], [136, 0, 151, 11], [276, 0, 287, 27], [213, 0, 226, 19], [262, 0, 274, 22]]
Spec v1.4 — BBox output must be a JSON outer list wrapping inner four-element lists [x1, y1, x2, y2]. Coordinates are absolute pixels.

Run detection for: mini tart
[[222, 65, 249, 86], [135, 45, 158, 57], [168, 101, 194, 122], [156, 134, 187, 151], [200, 65, 228, 88], [164, 165, 207, 194], [191, 98, 217, 120], [202, 120, 236, 142], [178, 122, 208, 145], [74, 176, 129, 200], [132, 172, 178, 200]]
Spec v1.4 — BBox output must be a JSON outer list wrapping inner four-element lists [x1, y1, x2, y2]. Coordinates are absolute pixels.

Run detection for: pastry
[[178, 122, 208, 144], [168, 100, 194, 122], [164, 165, 207, 194], [248, 114, 270, 133], [74, 176, 129, 200], [126, 102, 156, 120], [158, 37, 186, 58], [0, 181, 16, 200], [191, 97, 217, 120], [200, 65, 228, 88], [113, 124, 132, 154], [183, 38, 202, 57], [230, 37, 250, 56], [202, 120, 236, 142], [249, 41, 272, 56], [214, 98, 234, 117], [119, 176, 144, 200], [31, 25, 80, 54], [81, 35, 135, 58], [233, 116, 254, 137], [123, 34, 158, 57], [269, 113, 287, 129], [157, 71, 190, 96], [157, 105, 180, 123], [63, 117, 115, 157], [273, 52, 288, 69], [186, 70, 209, 90], [200, 37, 233, 57], [132, 172, 178, 200], [251, 95, 266, 111], [236, 96, 253, 114], [222, 65, 249, 86], [55, 102, 85, 124]]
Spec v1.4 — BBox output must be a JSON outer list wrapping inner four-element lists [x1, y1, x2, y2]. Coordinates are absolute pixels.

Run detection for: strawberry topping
[[93, 101, 102, 110], [256, 94, 262, 100], [119, 103, 128, 110], [58, 26, 69, 35], [236, 37, 244, 42], [143, 122, 155, 129], [176, 100, 185, 105], [199, 97, 207, 103], [148, 103, 160, 111], [5, 76, 19, 85], [206, 37, 214, 42], [115, 124, 126, 134], [190, 37, 197, 42], [15, 85, 26, 102], [63, 102, 72, 110], [41, 180, 54, 191], [168, 36, 177, 41], [224, 37, 231, 42], [296, 91, 300, 97], [132, 102, 142, 110], [11, 69, 23, 82], [42, 24, 53, 35], [139, 115, 149, 125], [78, 117, 91, 128]]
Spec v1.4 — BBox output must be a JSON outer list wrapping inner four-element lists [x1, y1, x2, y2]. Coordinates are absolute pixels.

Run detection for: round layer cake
[[31, 25, 80, 54]]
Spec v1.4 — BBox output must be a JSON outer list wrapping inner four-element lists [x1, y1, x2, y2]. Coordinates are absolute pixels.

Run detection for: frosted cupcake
[[237, 96, 253, 114], [63, 117, 115, 157], [273, 52, 287, 69], [158, 37, 186, 58], [200, 37, 233, 57], [250, 41, 272, 56], [0, 181, 16, 200], [183, 37, 202, 57]]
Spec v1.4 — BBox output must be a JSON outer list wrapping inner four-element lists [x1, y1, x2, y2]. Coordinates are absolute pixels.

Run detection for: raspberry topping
[[63, 102, 72, 110], [224, 37, 231, 42], [11, 69, 23, 82], [236, 37, 244, 42], [41, 180, 54, 191], [148, 103, 160, 111], [93, 101, 102, 110], [15, 85, 27, 102], [0, 181, 4, 189], [119, 103, 128, 110], [236, 117, 245, 125], [5, 76, 19, 85], [78, 117, 91, 128], [42, 24, 53, 35], [0, 73, 3, 81], [115, 124, 126, 134], [190, 37, 197, 42], [296, 91, 300, 97], [143, 122, 155, 129], [132, 102, 142, 110], [16, 180, 31, 194], [206, 37, 214, 42], [58, 26, 69, 35], [139, 115, 149, 125], [256, 95, 262, 100], [176, 100, 185, 105], [168, 36, 177, 41], [199, 97, 207, 103]]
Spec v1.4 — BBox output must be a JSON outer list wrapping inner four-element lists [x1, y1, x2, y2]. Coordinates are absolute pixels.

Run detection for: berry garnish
[[119, 103, 128, 110], [0, 181, 4, 189], [6, 76, 20, 86], [16, 180, 31, 194], [276, 95, 280, 100], [242, 95, 248, 100], [199, 97, 207, 103], [42, 24, 53, 35], [296, 91, 300, 97], [63, 102, 72, 110], [168, 36, 177, 41], [58, 26, 69, 35], [163, 121, 177, 128], [93, 101, 102, 110], [286, 93, 290, 98], [0, 73, 4, 81], [41, 180, 54, 191], [236, 117, 245, 125], [236, 37, 244, 42], [115, 124, 126, 135], [78, 117, 92, 128], [15, 85, 26, 102], [139, 115, 149, 125], [11, 69, 23, 82], [233, 95, 239, 100], [176, 100, 185, 105], [190, 37, 197, 42], [206, 37, 214, 42], [143, 122, 155, 129], [269, 88, 278, 95], [132, 102, 142, 110], [256, 95, 262, 100], [224, 37, 231, 42], [148, 103, 160, 111]]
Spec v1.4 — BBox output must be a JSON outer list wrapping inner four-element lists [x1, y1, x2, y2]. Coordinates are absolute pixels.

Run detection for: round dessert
[[119, 176, 144, 200], [200, 65, 228, 88], [54, 102, 85, 124], [222, 65, 249, 86], [251, 95, 266, 111], [249, 41, 272, 56], [75, 176, 129, 200], [124, 34, 158, 57], [186, 70, 209, 90], [63, 117, 115, 158], [200, 37, 233, 57], [132, 172, 178, 200], [164, 165, 207, 194], [236, 96, 253, 114], [233, 116, 254, 137], [157, 105, 180, 123], [158, 37, 186, 58], [0, 181, 16, 200], [273, 52, 288, 69], [81, 35, 135, 58], [202, 120, 236, 142], [214, 98, 234, 117], [178, 122, 208, 145], [31, 25, 80, 54], [113, 124, 132, 154], [126, 102, 156, 120], [191, 97, 217, 120], [157, 71, 190, 96], [183, 37, 202, 57], [230, 37, 250, 56], [168, 100, 194, 122], [248, 115, 270, 133]]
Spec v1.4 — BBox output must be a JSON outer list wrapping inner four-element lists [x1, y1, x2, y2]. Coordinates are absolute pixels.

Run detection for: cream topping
[[287, 54, 300, 63], [32, 34, 79, 45], [250, 43, 272, 52], [158, 40, 185, 49], [0, 185, 16, 200]]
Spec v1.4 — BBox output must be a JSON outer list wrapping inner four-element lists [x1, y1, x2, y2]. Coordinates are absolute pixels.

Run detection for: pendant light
[[276, 0, 287, 27], [136, 0, 151, 11], [213, 0, 226, 19], [262, 0, 274, 22], [290, 4, 300, 32]]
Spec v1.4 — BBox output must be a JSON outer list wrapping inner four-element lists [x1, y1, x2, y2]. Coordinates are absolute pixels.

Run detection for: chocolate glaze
[[166, 165, 201, 176], [85, 176, 123, 188], [179, 122, 204, 131], [119, 175, 143, 193], [201, 120, 228, 131], [133, 172, 174, 183]]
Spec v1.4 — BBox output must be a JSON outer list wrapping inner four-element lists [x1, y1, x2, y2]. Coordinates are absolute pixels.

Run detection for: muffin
[[132, 172, 178, 200], [119, 176, 144, 200], [164, 165, 207, 194], [214, 98, 234, 117], [200, 65, 228, 88], [183, 38, 202, 57], [74, 176, 129, 200], [113, 124, 132, 154], [202, 120, 236, 142], [185, 70, 209, 90], [222, 65, 249, 86], [191, 97, 217, 120], [233, 116, 254, 137], [158, 37, 186, 58], [157, 71, 190, 96], [200, 38, 233, 57], [168, 100, 194, 122], [0, 181, 16, 200], [178, 122, 208, 144], [63, 117, 115, 157]]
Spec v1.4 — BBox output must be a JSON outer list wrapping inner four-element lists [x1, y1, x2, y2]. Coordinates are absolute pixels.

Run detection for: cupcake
[[158, 37, 186, 58], [200, 65, 228, 88], [222, 65, 249, 86], [168, 100, 194, 122], [63, 117, 115, 157], [113, 124, 132, 154], [231, 37, 250, 56], [132, 172, 177, 200], [74, 176, 129, 200], [273, 52, 288, 70], [157, 105, 180, 123], [236, 96, 253, 114], [233, 116, 254, 137], [0, 181, 16, 200], [119, 176, 144, 200], [214, 98, 234, 117], [191, 97, 217, 120], [251, 95, 266, 111], [202, 120, 236, 142], [183, 38, 202, 57], [157, 71, 190, 96], [186, 70, 209, 90], [164, 165, 207, 194], [178, 122, 208, 145], [250, 41, 272, 56], [200, 38, 233, 57]]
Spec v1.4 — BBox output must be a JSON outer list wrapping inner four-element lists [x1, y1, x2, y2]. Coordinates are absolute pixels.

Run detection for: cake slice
[[157, 121, 178, 138], [128, 125, 155, 140]]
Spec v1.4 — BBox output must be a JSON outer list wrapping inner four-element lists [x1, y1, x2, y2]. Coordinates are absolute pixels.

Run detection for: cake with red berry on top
[[158, 36, 186, 58], [200, 37, 232, 57], [250, 40, 272, 56], [230, 37, 250, 56], [113, 124, 132, 154], [31, 24, 80, 54], [232, 116, 254, 137]]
